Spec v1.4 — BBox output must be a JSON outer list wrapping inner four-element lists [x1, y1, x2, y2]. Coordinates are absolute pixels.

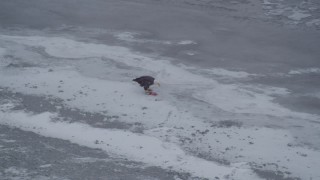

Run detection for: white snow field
[[0, 33, 319, 180], [1, 0, 320, 180]]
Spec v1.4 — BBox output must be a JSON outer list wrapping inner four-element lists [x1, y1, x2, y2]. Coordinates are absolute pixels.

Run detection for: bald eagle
[[132, 76, 160, 91]]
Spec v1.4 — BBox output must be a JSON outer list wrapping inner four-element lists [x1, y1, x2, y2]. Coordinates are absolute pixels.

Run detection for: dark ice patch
[[276, 95, 320, 116], [253, 168, 300, 180], [211, 120, 243, 128], [0, 125, 189, 180], [0, 88, 143, 131], [6, 62, 35, 68]]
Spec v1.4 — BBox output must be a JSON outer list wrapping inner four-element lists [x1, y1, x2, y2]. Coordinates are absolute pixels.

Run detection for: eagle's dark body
[[133, 76, 155, 90]]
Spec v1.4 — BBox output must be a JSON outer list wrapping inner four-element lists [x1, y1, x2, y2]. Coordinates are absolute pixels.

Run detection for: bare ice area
[[1, 0, 320, 180], [262, 0, 320, 29]]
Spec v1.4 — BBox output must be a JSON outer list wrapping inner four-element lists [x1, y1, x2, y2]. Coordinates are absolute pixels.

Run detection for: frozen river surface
[[0, 0, 320, 179]]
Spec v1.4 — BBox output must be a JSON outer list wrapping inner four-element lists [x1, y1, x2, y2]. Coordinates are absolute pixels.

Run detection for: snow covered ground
[[1, 0, 320, 180]]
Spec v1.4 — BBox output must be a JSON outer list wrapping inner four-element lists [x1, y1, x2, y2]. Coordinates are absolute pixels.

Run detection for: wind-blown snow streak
[[0, 35, 203, 84], [115, 32, 172, 45], [0, 111, 258, 180], [178, 63, 254, 78], [289, 68, 320, 75], [0, 47, 5, 56], [0, 47, 7, 66]]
